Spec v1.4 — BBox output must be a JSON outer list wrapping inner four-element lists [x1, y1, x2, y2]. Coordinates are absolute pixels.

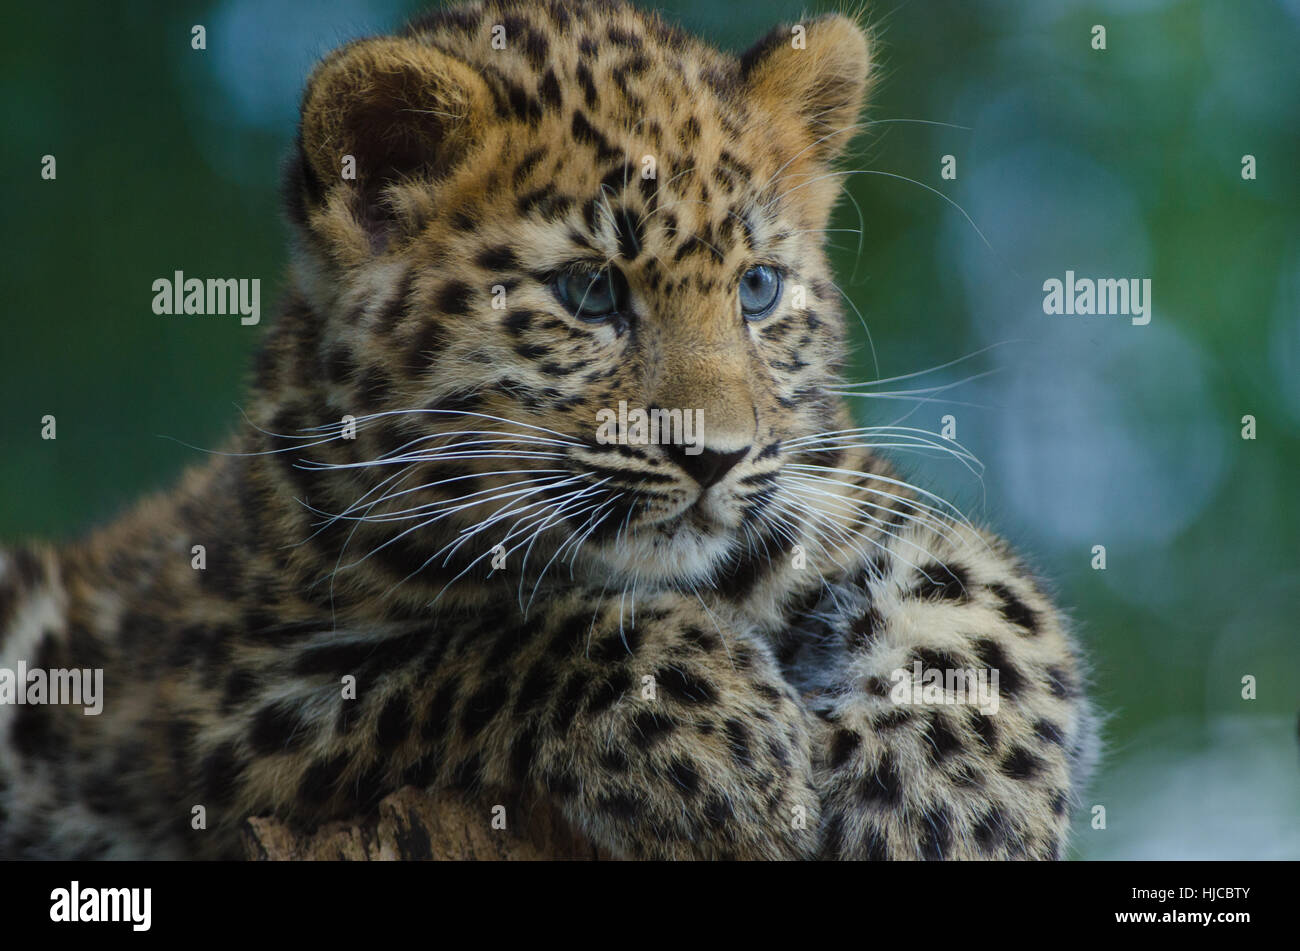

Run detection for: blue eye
[[553, 268, 626, 321], [739, 265, 782, 319]]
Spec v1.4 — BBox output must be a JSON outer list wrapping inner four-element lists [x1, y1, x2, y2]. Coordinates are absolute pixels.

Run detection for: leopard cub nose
[[664, 444, 749, 489]]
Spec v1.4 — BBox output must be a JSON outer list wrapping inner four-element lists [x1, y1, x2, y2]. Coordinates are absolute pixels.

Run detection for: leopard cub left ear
[[740, 14, 873, 165], [288, 36, 492, 245]]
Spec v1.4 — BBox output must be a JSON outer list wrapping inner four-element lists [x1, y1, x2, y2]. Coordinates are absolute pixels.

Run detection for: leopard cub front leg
[[475, 589, 823, 860], [785, 520, 1098, 860], [192, 585, 822, 859]]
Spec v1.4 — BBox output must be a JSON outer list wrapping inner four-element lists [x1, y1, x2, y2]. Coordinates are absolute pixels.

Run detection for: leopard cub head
[[279, 0, 873, 591]]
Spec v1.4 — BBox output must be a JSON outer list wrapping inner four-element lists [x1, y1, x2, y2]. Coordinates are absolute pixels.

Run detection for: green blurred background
[[2, 0, 1297, 857]]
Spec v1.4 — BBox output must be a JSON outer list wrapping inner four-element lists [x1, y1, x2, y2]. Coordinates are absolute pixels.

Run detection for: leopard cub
[[0, 0, 1096, 860]]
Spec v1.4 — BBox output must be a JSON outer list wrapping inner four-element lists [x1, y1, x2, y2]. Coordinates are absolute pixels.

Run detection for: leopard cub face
[[279, 0, 873, 590]]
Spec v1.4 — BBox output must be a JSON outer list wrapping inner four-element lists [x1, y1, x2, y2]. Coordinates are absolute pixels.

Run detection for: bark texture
[[242, 787, 602, 861]]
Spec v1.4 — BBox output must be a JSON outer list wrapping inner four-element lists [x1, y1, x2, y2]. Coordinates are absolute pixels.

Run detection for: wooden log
[[242, 786, 602, 861]]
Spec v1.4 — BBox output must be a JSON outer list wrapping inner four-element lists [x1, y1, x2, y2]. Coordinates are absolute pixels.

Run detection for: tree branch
[[242, 787, 602, 861]]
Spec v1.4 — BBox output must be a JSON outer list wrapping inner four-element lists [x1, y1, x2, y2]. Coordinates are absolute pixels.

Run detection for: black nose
[[665, 444, 748, 488]]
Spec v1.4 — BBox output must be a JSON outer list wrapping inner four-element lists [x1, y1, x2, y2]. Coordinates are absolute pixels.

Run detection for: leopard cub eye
[[552, 267, 627, 321], [739, 265, 782, 320]]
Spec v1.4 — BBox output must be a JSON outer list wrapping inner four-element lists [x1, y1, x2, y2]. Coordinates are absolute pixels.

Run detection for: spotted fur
[[0, 0, 1095, 860]]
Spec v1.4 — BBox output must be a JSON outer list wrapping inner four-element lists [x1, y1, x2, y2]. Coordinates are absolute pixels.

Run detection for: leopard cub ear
[[289, 36, 491, 234], [740, 14, 873, 165]]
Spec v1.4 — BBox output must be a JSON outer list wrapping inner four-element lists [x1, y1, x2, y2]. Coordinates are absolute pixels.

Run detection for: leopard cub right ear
[[287, 36, 491, 238], [740, 15, 873, 166]]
